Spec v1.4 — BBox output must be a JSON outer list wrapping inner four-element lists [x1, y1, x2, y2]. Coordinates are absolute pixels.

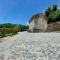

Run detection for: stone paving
[[0, 32, 60, 60]]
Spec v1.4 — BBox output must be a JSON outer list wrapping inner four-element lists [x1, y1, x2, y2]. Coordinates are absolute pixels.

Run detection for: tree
[[45, 4, 57, 17], [48, 11, 60, 23], [52, 4, 57, 12], [45, 4, 59, 23], [45, 7, 52, 17], [13, 25, 21, 34]]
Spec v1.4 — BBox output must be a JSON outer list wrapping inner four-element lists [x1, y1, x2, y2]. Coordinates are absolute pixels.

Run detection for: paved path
[[0, 32, 60, 60]]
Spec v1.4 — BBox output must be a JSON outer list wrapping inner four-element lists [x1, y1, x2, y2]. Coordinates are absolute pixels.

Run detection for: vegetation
[[0, 23, 29, 38], [45, 4, 60, 23], [0, 4, 60, 38]]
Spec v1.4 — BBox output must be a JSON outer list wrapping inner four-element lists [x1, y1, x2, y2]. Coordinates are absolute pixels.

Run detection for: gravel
[[0, 32, 60, 60]]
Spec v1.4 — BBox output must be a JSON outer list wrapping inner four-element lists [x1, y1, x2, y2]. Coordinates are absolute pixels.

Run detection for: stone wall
[[29, 17, 47, 32], [47, 21, 60, 32], [34, 17, 47, 31], [29, 19, 35, 32]]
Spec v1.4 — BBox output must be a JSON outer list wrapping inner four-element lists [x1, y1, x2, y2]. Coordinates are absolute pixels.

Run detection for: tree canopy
[[45, 4, 60, 23]]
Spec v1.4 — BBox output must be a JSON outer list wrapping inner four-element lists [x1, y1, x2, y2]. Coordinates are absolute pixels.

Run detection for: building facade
[[29, 13, 48, 32]]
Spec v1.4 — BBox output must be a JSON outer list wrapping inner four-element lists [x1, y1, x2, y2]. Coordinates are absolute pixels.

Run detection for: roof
[[29, 13, 47, 23]]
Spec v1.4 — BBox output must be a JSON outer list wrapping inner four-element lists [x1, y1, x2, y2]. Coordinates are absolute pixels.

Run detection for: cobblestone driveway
[[0, 32, 60, 60]]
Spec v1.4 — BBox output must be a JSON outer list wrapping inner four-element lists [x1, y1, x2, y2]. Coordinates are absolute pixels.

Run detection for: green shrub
[[0, 23, 29, 38], [48, 11, 60, 23], [45, 4, 60, 24]]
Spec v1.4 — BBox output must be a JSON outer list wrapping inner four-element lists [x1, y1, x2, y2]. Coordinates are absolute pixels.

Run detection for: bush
[[0, 23, 29, 38], [45, 4, 60, 24], [48, 11, 60, 23]]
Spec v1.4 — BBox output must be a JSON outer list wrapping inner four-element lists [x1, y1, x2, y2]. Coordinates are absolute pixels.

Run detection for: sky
[[0, 0, 60, 25]]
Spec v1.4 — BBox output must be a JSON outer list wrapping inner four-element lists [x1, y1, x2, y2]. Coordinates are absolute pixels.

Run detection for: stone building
[[29, 13, 48, 32]]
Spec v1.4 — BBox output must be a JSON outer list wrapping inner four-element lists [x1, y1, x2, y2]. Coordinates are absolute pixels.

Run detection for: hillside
[[0, 23, 29, 38]]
